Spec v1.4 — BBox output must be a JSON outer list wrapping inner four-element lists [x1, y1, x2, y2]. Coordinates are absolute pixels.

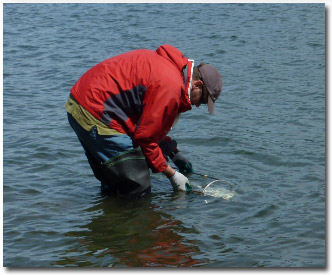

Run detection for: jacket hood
[[156, 44, 188, 71], [156, 44, 192, 113]]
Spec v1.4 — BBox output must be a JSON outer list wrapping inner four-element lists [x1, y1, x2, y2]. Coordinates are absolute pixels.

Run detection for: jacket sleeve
[[132, 84, 181, 173]]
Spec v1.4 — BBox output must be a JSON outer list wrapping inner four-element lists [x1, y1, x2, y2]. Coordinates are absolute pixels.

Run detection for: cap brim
[[208, 96, 214, 115]]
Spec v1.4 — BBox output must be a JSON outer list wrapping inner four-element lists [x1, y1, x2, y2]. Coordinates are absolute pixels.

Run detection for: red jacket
[[71, 45, 193, 173]]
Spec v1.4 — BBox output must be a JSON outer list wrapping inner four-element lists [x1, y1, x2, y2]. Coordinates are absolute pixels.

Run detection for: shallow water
[[3, 3, 325, 267]]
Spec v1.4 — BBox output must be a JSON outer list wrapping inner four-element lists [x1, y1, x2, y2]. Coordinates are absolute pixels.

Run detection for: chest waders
[[101, 147, 151, 198]]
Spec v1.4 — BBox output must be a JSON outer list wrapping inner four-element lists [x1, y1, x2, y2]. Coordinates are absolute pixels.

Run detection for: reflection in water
[[55, 194, 208, 267]]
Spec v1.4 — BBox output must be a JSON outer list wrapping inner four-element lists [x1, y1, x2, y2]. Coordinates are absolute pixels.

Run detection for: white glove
[[169, 171, 192, 191]]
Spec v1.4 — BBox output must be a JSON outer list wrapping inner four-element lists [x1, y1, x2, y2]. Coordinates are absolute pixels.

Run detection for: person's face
[[190, 80, 203, 107]]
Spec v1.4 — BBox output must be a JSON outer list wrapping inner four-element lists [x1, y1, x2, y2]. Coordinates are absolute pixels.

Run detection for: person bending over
[[65, 44, 222, 198]]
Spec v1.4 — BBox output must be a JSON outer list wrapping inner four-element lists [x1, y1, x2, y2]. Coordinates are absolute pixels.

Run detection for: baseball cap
[[198, 63, 222, 115]]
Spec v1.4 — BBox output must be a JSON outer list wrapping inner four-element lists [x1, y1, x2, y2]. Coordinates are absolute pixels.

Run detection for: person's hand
[[169, 171, 193, 191], [171, 152, 193, 175]]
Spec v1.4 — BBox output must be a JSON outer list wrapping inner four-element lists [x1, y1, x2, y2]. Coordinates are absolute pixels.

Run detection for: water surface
[[3, 3, 325, 267]]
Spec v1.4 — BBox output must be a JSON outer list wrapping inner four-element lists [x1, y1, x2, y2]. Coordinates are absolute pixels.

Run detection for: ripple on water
[[3, 3, 325, 268]]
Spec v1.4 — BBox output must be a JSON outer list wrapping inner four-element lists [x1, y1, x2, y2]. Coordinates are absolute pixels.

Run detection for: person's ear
[[192, 79, 203, 88]]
